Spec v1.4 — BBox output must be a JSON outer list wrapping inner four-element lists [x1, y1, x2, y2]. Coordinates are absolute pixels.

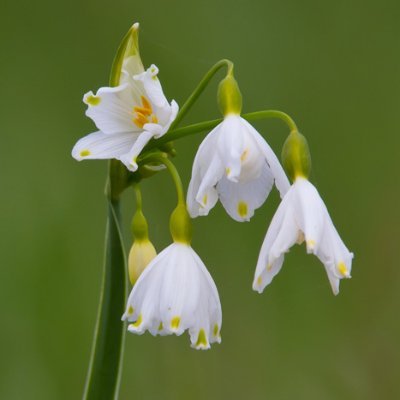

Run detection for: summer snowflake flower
[[122, 242, 222, 350], [253, 177, 354, 295], [187, 115, 290, 222], [72, 62, 178, 171]]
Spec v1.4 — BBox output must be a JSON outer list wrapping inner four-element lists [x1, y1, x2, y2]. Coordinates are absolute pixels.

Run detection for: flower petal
[[217, 163, 274, 222], [244, 119, 291, 198], [118, 131, 154, 171], [84, 85, 142, 135], [72, 130, 136, 161]]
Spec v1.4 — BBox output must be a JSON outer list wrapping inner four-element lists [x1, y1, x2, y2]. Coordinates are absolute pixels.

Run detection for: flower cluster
[[73, 22, 354, 351]]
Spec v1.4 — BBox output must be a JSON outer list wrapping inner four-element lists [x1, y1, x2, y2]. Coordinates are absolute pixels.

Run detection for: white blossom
[[122, 243, 222, 350], [187, 115, 290, 222], [253, 177, 353, 295], [72, 62, 178, 171]]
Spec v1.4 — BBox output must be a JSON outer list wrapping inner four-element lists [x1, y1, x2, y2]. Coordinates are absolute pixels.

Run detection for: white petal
[[134, 64, 168, 109], [84, 85, 141, 135], [72, 130, 136, 161], [293, 178, 326, 253], [217, 115, 245, 181], [217, 163, 274, 222], [244, 119, 291, 198], [253, 188, 297, 292], [187, 126, 223, 217], [118, 131, 154, 171]]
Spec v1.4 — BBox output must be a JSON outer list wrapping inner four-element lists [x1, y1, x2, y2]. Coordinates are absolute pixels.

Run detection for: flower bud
[[128, 240, 157, 284], [281, 131, 311, 181], [217, 73, 242, 116]]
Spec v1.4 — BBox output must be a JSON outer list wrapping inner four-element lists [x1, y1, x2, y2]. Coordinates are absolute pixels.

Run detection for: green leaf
[[83, 200, 127, 400]]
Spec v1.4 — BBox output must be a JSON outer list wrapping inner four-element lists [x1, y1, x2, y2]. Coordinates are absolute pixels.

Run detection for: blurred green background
[[1, 0, 399, 398]]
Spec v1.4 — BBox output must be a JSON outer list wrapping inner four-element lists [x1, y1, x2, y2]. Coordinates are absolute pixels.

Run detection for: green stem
[[83, 198, 127, 400], [140, 154, 185, 205], [146, 110, 298, 151], [133, 183, 142, 210], [169, 59, 234, 130]]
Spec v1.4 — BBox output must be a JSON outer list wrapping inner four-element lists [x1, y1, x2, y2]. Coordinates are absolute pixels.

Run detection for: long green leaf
[[83, 200, 127, 400]]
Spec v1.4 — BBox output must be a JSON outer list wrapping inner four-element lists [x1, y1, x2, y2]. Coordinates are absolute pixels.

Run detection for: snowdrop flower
[[187, 114, 290, 222], [122, 242, 222, 349], [122, 204, 222, 350], [252, 178, 353, 295], [72, 24, 178, 171], [187, 72, 290, 222]]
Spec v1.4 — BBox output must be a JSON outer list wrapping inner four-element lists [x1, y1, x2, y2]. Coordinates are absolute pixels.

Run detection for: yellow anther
[[257, 276, 262, 286], [170, 316, 181, 330], [237, 201, 248, 218], [80, 149, 91, 157], [202, 195, 208, 205], [225, 167, 231, 176], [127, 306, 134, 315], [132, 96, 158, 128], [158, 322, 163, 331]]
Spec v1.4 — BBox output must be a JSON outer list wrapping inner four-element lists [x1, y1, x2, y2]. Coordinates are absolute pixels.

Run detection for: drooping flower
[[187, 114, 290, 222], [253, 177, 354, 295], [122, 242, 222, 350], [72, 60, 178, 171]]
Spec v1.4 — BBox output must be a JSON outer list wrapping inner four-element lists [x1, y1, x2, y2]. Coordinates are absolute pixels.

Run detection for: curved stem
[[146, 110, 298, 151], [140, 154, 185, 205], [169, 59, 234, 130], [133, 183, 142, 210]]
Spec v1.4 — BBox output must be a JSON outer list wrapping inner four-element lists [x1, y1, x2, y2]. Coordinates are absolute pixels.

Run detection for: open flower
[[122, 242, 222, 350], [72, 62, 178, 171], [253, 177, 353, 295], [187, 115, 290, 221]]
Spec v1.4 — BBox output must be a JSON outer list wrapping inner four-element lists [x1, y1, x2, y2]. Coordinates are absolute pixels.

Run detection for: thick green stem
[[169, 59, 234, 130], [145, 110, 298, 151], [83, 198, 127, 400]]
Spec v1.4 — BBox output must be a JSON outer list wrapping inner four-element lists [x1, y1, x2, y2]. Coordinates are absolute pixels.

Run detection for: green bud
[[281, 131, 312, 181], [131, 209, 149, 241], [169, 204, 193, 244], [109, 22, 144, 86], [217, 73, 242, 116]]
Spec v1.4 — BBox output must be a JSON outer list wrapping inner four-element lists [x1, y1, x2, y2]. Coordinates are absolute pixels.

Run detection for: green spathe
[[110, 22, 144, 87], [281, 131, 312, 181], [170, 204, 193, 244], [218, 73, 242, 116]]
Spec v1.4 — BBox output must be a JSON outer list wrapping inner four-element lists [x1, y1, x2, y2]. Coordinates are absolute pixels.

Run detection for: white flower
[[253, 177, 354, 295], [187, 115, 290, 222], [72, 62, 178, 171], [122, 242, 222, 350]]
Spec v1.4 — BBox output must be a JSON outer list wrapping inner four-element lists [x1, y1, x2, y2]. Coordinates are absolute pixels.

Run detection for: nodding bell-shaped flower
[[122, 204, 222, 350], [253, 131, 353, 295], [187, 73, 290, 222], [72, 23, 178, 172]]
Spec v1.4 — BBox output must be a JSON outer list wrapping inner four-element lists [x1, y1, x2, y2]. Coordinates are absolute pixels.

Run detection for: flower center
[[133, 96, 158, 128]]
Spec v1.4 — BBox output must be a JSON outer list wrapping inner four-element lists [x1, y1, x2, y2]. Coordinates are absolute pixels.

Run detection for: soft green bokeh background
[[1, 0, 399, 399]]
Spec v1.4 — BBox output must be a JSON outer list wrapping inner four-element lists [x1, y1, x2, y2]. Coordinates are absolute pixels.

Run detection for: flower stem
[[83, 197, 127, 400], [169, 59, 234, 130]]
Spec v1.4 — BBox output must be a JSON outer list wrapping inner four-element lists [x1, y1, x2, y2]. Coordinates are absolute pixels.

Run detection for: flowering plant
[[72, 22, 353, 399]]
